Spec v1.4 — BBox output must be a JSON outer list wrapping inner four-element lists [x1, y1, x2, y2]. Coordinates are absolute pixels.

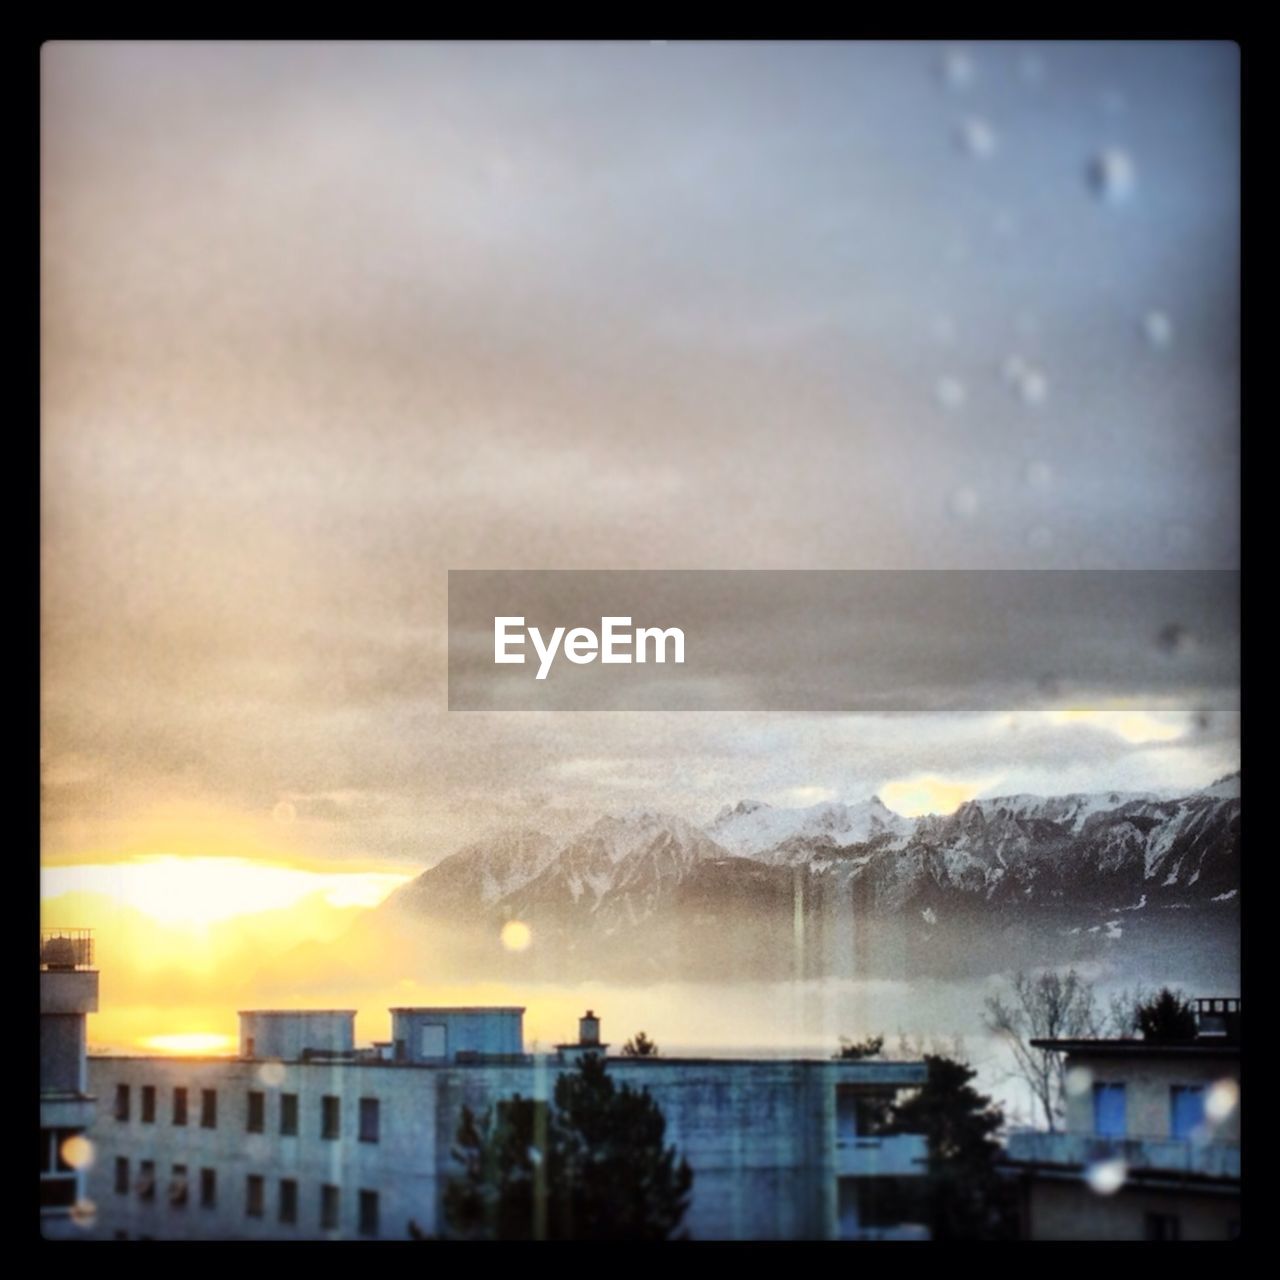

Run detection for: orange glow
[[140, 1032, 236, 1055]]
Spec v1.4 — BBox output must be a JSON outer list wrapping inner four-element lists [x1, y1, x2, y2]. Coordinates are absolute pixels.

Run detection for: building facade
[[1003, 998, 1241, 1241], [77, 1006, 929, 1241], [40, 929, 100, 1237]]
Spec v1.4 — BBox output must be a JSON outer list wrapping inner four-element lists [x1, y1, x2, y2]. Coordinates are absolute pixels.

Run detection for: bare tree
[[982, 969, 1102, 1131]]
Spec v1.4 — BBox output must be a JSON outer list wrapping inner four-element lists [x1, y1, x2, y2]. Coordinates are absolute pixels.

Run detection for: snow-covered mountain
[[379, 775, 1239, 978], [708, 796, 911, 861]]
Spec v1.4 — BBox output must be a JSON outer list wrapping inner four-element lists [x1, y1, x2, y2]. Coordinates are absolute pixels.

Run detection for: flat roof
[[389, 1006, 526, 1014], [237, 1009, 357, 1016], [1030, 1038, 1240, 1057]]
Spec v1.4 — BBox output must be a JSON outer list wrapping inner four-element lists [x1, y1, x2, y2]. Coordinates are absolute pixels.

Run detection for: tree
[[622, 1031, 659, 1057], [836, 1034, 885, 1060], [884, 1055, 1018, 1240], [982, 968, 1102, 1130], [441, 1054, 693, 1240], [1133, 987, 1197, 1041]]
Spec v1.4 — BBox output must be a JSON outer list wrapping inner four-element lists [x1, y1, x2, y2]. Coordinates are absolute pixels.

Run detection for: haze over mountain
[[367, 774, 1240, 984]]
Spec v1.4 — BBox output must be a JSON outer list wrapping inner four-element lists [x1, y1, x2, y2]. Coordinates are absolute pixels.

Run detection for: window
[[247, 1090, 265, 1133], [170, 1164, 188, 1208], [359, 1097, 380, 1143], [246, 1174, 265, 1218], [1092, 1083, 1127, 1138], [114, 1083, 130, 1122], [279, 1178, 298, 1225], [246, 1036, 256, 1058], [280, 1092, 298, 1136], [1145, 1212, 1181, 1241], [394, 1038, 406, 1062], [139, 1159, 156, 1201], [358, 1189, 380, 1238], [173, 1087, 188, 1126], [141, 1085, 156, 1124], [322, 1094, 341, 1140], [321, 1184, 340, 1230], [114, 1157, 129, 1195], [201, 1088, 218, 1129], [200, 1168, 217, 1209], [1171, 1085, 1206, 1140]]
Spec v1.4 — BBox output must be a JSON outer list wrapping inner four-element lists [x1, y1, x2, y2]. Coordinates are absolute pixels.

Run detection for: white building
[[77, 1004, 930, 1241], [40, 929, 99, 1237], [1003, 998, 1241, 1240]]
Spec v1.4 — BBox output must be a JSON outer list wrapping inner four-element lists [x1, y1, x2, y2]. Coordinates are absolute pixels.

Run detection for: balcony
[[836, 1132, 928, 1177], [1005, 1130, 1240, 1181], [40, 928, 94, 971]]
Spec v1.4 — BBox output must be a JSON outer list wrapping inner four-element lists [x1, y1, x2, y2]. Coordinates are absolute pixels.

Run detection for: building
[[40, 929, 100, 1237], [76, 1004, 930, 1241], [1003, 997, 1241, 1241]]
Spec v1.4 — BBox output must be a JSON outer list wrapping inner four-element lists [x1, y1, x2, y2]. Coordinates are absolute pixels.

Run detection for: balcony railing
[[1005, 1130, 1240, 1180], [40, 928, 94, 971], [836, 1132, 928, 1177]]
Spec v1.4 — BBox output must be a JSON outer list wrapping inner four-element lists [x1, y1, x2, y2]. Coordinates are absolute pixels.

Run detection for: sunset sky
[[41, 42, 1239, 1051]]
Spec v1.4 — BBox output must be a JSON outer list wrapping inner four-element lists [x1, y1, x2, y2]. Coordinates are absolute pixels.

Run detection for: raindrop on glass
[[949, 487, 979, 520], [1018, 368, 1049, 406], [935, 377, 967, 411], [1089, 148, 1136, 204], [1025, 461, 1053, 490], [941, 48, 975, 90], [1156, 623, 1195, 656], [957, 117, 998, 158], [1143, 310, 1175, 350], [272, 801, 296, 826], [1085, 1158, 1128, 1195], [257, 1060, 287, 1088]]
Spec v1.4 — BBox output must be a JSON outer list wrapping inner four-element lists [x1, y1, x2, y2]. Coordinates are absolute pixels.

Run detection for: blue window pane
[[1092, 1083, 1126, 1137], [1171, 1086, 1205, 1140]]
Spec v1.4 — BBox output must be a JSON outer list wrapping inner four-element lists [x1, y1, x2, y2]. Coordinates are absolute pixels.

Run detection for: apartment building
[[39, 929, 100, 1237], [1003, 998, 1241, 1240], [79, 1006, 930, 1241]]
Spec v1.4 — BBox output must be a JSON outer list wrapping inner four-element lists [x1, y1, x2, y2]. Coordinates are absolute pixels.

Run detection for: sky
[[41, 41, 1239, 1048]]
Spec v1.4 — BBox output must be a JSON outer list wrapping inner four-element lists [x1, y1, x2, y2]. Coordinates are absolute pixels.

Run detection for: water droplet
[[949, 487, 979, 519], [501, 920, 533, 952], [1156, 623, 1195, 656], [1003, 355, 1029, 385], [1018, 52, 1045, 85], [1143, 309, 1175, 349], [1085, 1158, 1128, 1195], [1018, 368, 1049, 406], [932, 313, 957, 345], [272, 801, 296, 826], [1065, 1066, 1093, 1097], [1026, 525, 1054, 551], [935, 377, 967, 411], [1205, 1078, 1238, 1123], [1025, 461, 1053, 490], [257, 1060, 287, 1088], [941, 48, 975, 90], [1015, 311, 1039, 338], [957, 117, 998, 158], [60, 1135, 95, 1170], [1089, 148, 1136, 204]]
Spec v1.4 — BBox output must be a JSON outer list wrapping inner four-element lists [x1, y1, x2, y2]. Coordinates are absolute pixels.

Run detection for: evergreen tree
[[886, 1054, 1018, 1240], [441, 1054, 692, 1240]]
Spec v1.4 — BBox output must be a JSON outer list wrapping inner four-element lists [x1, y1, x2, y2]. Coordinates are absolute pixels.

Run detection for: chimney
[[579, 1010, 601, 1047]]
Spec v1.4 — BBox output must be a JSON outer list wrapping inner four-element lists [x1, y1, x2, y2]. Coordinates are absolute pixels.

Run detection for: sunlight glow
[[140, 1032, 236, 1055], [1044, 709, 1187, 744], [880, 775, 999, 818]]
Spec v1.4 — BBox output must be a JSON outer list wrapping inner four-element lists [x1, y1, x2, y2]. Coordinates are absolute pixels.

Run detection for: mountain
[[707, 796, 911, 861], [376, 776, 1240, 980]]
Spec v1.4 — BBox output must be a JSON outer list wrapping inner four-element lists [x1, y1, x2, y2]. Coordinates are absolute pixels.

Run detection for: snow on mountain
[[708, 795, 910, 858]]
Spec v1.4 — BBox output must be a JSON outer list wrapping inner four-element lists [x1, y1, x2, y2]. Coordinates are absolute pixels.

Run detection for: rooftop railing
[[1005, 1129, 1240, 1180], [40, 929, 94, 971]]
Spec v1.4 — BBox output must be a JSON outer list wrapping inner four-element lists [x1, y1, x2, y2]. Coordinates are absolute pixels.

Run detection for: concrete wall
[[81, 1053, 926, 1241], [1062, 1051, 1240, 1142], [1025, 1177, 1239, 1241], [239, 1012, 355, 1060], [41, 1015, 87, 1095], [40, 969, 99, 1015], [390, 1009, 524, 1063]]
